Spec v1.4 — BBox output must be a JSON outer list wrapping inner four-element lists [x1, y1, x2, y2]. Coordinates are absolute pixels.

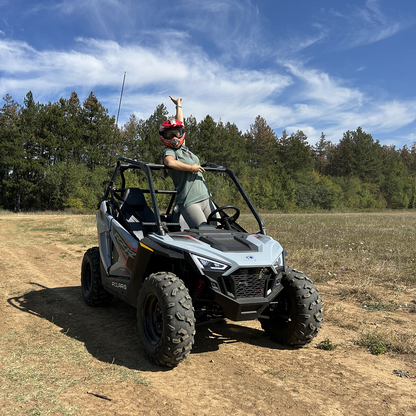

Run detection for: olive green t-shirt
[[163, 145, 211, 212]]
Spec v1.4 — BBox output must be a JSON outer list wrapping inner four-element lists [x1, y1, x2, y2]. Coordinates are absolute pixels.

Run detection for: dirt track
[[0, 215, 415, 415]]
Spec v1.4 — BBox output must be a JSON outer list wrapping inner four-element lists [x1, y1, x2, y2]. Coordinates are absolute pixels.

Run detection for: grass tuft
[[358, 331, 388, 355], [316, 339, 336, 350], [357, 328, 416, 355], [361, 301, 399, 312]]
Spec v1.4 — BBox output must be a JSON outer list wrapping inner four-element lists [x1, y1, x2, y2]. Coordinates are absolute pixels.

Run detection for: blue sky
[[1, 0, 415, 148]]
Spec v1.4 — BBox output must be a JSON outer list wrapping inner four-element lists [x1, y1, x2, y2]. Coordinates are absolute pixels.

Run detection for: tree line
[[1, 91, 415, 212]]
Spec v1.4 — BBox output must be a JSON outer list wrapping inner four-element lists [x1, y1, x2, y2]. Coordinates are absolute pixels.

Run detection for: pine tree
[[277, 129, 314, 176], [217, 121, 246, 172], [183, 115, 198, 151], [81, 92, 117, 170], [122, 114, 140, 159], [18, 91, 43, 210], [350, 127, 383, 183], [245, 115, 278, 168], [0, 94, 21, 209], [313, 132, 331, 175], [400, 144, 416, 176], [64, 92, 83, 164], [191, 115, 219, 164], [330, 127, 383, 183], [329, 131, 352, 176], [136, 104, 168, 163]]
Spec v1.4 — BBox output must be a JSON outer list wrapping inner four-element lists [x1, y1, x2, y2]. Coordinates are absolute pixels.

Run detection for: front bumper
[[210, 281, 284, 321]]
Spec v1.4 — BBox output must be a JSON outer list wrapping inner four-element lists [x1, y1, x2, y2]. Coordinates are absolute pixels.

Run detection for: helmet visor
[[161, 127, 185, 140]]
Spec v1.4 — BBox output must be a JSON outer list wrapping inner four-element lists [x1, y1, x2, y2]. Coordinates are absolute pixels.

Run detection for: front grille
[[226, 267, 273, 299]]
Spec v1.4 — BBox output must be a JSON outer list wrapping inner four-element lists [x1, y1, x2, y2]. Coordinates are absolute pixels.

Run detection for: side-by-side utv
[[81, 157, 323, 367]]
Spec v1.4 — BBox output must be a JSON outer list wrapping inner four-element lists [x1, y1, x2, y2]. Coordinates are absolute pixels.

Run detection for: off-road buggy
[[81, 157, 323, 367]]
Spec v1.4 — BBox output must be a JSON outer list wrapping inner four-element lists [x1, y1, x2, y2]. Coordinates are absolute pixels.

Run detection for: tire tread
[[137, 272, 195, 367], [260, 267, 323, 347]]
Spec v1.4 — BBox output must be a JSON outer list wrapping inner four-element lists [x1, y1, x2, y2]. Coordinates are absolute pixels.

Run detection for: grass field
[[29, 210, 416, 352], [0, 210, 415, 415], [57, 210, 416, 353]]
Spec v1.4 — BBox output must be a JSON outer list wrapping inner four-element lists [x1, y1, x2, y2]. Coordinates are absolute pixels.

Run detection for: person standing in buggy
[[160, 96, 216, 229]]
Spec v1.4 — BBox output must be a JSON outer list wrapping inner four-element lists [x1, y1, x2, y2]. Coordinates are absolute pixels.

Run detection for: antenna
[[115, 72, 126, 134], [107, 72, 126, 180]]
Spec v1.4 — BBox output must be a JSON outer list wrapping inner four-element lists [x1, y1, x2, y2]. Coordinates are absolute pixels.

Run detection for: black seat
[[120, 188, 157, 238]]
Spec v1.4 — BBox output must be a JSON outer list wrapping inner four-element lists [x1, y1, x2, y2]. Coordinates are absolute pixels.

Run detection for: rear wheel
[[81, 247, 113, 306], [260, 267, 322, 347], [137, 272, 195, 367]]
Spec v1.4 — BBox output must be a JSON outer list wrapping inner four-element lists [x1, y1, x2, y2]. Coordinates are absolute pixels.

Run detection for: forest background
[[1, 91, 416, 213]]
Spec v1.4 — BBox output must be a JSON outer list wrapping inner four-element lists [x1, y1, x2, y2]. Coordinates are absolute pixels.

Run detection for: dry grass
[[24, 209, 415, 291], [1, 211, 416, 414], [30, 210, 416, 292], [357, 327, 416, 355], [4, 211, 415, 359], [61, 216, 97, 236], [240, 210, 416, 355], [321, 301, 361, 330], [240, 211, 416, 287], [0, 214, 97, 247]]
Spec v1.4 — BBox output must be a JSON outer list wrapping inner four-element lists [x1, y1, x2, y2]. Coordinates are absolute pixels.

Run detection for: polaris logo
[[112, 282, 127, 290]]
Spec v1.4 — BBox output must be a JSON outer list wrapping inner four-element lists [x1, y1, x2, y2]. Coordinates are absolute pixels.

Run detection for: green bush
[[294, 172, 342, 210]]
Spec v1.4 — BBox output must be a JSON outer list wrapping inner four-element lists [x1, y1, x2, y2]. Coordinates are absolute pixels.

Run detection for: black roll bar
[[202, 163, 266, 235], [116, 157, 166, 236], [103, 157, 266, 236]]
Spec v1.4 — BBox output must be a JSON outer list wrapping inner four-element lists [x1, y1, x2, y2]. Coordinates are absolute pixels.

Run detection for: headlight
[[272, 253, 284, 272], [191, 254, 229, 273]]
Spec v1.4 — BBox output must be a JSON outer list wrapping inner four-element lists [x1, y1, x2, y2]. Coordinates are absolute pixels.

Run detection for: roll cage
[[102, 157, 267, 236]]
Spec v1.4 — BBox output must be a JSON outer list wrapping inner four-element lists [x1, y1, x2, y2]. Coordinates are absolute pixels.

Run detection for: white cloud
[[0, 36, 292, 129], [184, 0, 238, 13], [283, 61, 363, 108], [400, 132, 416, 147], [362, 101, 416, 130], [180, 0, 267, 63], [285, 125, 319, 143], [363, 0, 387, 25], [334, 0, 408, 49], [1, 32, 416, 147]]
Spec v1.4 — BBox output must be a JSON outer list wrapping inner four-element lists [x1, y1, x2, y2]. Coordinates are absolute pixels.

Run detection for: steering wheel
[[207, 205, 240, 229]]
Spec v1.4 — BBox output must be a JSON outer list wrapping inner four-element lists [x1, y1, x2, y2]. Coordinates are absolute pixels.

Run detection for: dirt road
[[0, 214, 415, 415]]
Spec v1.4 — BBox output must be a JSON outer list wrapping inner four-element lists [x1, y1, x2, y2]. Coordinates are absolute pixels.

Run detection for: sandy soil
[[0, 215, 415, 415]]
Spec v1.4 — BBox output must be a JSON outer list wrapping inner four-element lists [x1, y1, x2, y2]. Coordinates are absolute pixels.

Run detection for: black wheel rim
[[143, 293, 163, 345], [272, 289, 294, 329]]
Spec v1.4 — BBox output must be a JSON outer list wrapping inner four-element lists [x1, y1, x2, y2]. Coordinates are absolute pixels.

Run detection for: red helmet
[[159, 118, 186, 148]]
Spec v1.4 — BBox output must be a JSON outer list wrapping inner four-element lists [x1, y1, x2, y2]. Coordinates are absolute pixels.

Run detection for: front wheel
[[260, 267, 323, 347], [137, 272, 196, 367]]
